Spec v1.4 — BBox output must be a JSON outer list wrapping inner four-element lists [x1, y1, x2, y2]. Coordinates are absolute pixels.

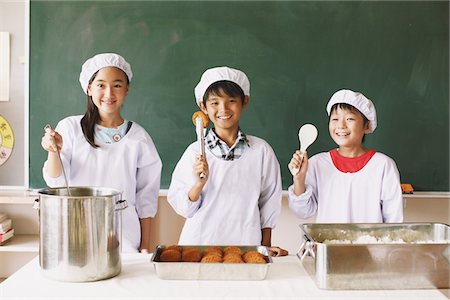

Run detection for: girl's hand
[[268, 246, 289, 257], [193, 154, 209, 183], [288, 150, 308, 179], [41, 128, 63, 152]]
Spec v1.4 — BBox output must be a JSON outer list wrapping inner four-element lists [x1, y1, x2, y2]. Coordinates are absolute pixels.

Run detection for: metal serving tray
[[298, 223, 450, 290], [151, 245, 272, 280]]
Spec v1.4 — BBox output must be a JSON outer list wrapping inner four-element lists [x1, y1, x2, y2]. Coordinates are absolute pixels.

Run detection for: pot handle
[[296, 234, 316, 260], [115, 199, 128, 211]]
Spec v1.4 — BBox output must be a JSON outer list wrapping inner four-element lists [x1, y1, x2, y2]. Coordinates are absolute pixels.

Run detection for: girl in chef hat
[[288, 89, 403, 223], [41, 53, 162, 253], [168, 66, 287, 256]]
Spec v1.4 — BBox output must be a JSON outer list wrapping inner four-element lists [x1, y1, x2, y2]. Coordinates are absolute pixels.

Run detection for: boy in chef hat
[[288, 89, 403, 223], [168, 66, 287, 256], [41, 53, 162, 253]]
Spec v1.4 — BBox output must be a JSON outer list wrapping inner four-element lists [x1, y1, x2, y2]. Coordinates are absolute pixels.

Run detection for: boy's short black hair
[[329, 103, 369, 143], [202, 80, 245, 107]]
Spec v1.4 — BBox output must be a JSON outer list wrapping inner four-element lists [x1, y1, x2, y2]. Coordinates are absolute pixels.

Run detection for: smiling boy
[[168, 67, 287, 255], [288, 89, 403, 223]]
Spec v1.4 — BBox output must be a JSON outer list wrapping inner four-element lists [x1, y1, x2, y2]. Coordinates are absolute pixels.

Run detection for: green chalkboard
[[30, 1, 449, 191]]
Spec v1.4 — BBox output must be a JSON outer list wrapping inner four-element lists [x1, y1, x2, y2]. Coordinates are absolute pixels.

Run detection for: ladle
[[191, 111, 209, 179], [290, 124, 318, 176], [195, 117, 206, 179], [44, 124, 71, 196]]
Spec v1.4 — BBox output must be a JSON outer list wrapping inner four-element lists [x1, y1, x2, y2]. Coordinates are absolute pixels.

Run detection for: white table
[[1, 254, 449, 299]]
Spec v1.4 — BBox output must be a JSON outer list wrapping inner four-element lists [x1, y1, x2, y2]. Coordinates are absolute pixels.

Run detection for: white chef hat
[[194, 66, 250, 106], [326, 89, 377, 133], [79, 53, 133, 94]]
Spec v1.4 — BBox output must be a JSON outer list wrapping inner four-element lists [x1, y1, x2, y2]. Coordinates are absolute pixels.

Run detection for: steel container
[[35, 187, 127, 282], [151, 245, 272, 280], [298, 223, 450, 289]]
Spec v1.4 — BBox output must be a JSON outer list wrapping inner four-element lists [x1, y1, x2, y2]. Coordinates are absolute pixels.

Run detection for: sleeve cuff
[[287, 184, 313, 203], [181, 187, 203, 218], [42, 160, 66, 187]]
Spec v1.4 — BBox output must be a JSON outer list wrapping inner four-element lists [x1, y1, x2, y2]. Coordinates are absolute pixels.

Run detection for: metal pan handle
[[32, 199, 40, 210], [296, 234, 316, 260], [115, 199, 128, 211]]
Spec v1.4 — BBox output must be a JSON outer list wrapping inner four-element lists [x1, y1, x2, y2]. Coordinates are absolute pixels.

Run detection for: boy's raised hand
[[188, 154, 209, 202], [193, 154, 209, 182], [288, 150, 308, 178], [289, 150, 308, 196]]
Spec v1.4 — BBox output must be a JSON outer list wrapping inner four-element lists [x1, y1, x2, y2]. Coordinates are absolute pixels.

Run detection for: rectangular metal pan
[[297, 223, 450, 290], [151, 245, 272, 280]]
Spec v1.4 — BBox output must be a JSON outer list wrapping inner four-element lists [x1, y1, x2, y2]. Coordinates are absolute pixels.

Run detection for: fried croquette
[[242, 250, 263, 260], [159, 249, 182, 262], [181, 246, 197, 253], [223, 246, 242, 255], [182, 248, 203, 262], [242, 251, 267, 264], [243, 251, 267, 264], [165, 245, 182, 252], [204, 246, 223, 256], [192, 111, 210, 128], [200, 253, 223, 263], [245, 255, 266, 264], [223, 253, 244, 263]]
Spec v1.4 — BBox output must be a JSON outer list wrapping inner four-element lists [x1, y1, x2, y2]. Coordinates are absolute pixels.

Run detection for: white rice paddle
[[290, 124, 318, 176]]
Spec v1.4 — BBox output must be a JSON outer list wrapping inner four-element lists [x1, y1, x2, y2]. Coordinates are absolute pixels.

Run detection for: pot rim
[[38, 186, 122, 198]]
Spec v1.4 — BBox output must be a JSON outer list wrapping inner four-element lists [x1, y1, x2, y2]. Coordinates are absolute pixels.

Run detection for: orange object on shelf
[[401, 183, 414, 194]]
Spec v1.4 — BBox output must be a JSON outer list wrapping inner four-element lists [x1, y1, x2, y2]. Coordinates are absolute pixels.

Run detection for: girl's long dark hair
[[81, 71, 100, 148], [80, 70, 129, 148]]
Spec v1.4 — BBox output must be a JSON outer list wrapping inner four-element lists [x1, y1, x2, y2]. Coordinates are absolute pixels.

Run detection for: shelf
[[0, 189, 448, 205], [403, 192, 450, 199], [0, 234, 39, 253], [0, 190, 37, 204], [281, 190, 450, 199]]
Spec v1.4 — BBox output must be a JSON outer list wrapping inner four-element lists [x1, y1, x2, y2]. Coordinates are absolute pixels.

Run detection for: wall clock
[[0, 115, 14, 166]]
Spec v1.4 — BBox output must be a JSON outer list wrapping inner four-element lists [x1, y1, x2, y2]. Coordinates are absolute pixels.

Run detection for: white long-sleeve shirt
[[168, 135, 282, 245], [288, 152, 403, 223], [42, 115, 162, 252]]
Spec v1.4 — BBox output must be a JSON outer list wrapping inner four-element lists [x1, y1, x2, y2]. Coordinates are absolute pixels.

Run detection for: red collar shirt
[[287, 150, 403, 223]]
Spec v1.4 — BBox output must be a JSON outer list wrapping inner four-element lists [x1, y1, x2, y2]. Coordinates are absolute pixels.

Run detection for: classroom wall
[[0, 0, 26, 187]]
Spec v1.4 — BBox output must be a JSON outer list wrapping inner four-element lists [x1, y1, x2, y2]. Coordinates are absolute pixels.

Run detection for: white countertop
[[1, 254, 449, 299]]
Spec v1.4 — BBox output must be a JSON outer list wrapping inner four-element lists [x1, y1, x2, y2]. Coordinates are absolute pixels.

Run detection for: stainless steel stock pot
[[35, 187, 127, 282]]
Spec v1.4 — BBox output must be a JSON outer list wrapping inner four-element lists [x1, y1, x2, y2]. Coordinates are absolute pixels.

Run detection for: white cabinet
[[0, 191, 39, 278]]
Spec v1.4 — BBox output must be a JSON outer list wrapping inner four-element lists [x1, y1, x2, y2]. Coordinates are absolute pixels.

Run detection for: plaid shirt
[[205, 128, 250, 161]]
